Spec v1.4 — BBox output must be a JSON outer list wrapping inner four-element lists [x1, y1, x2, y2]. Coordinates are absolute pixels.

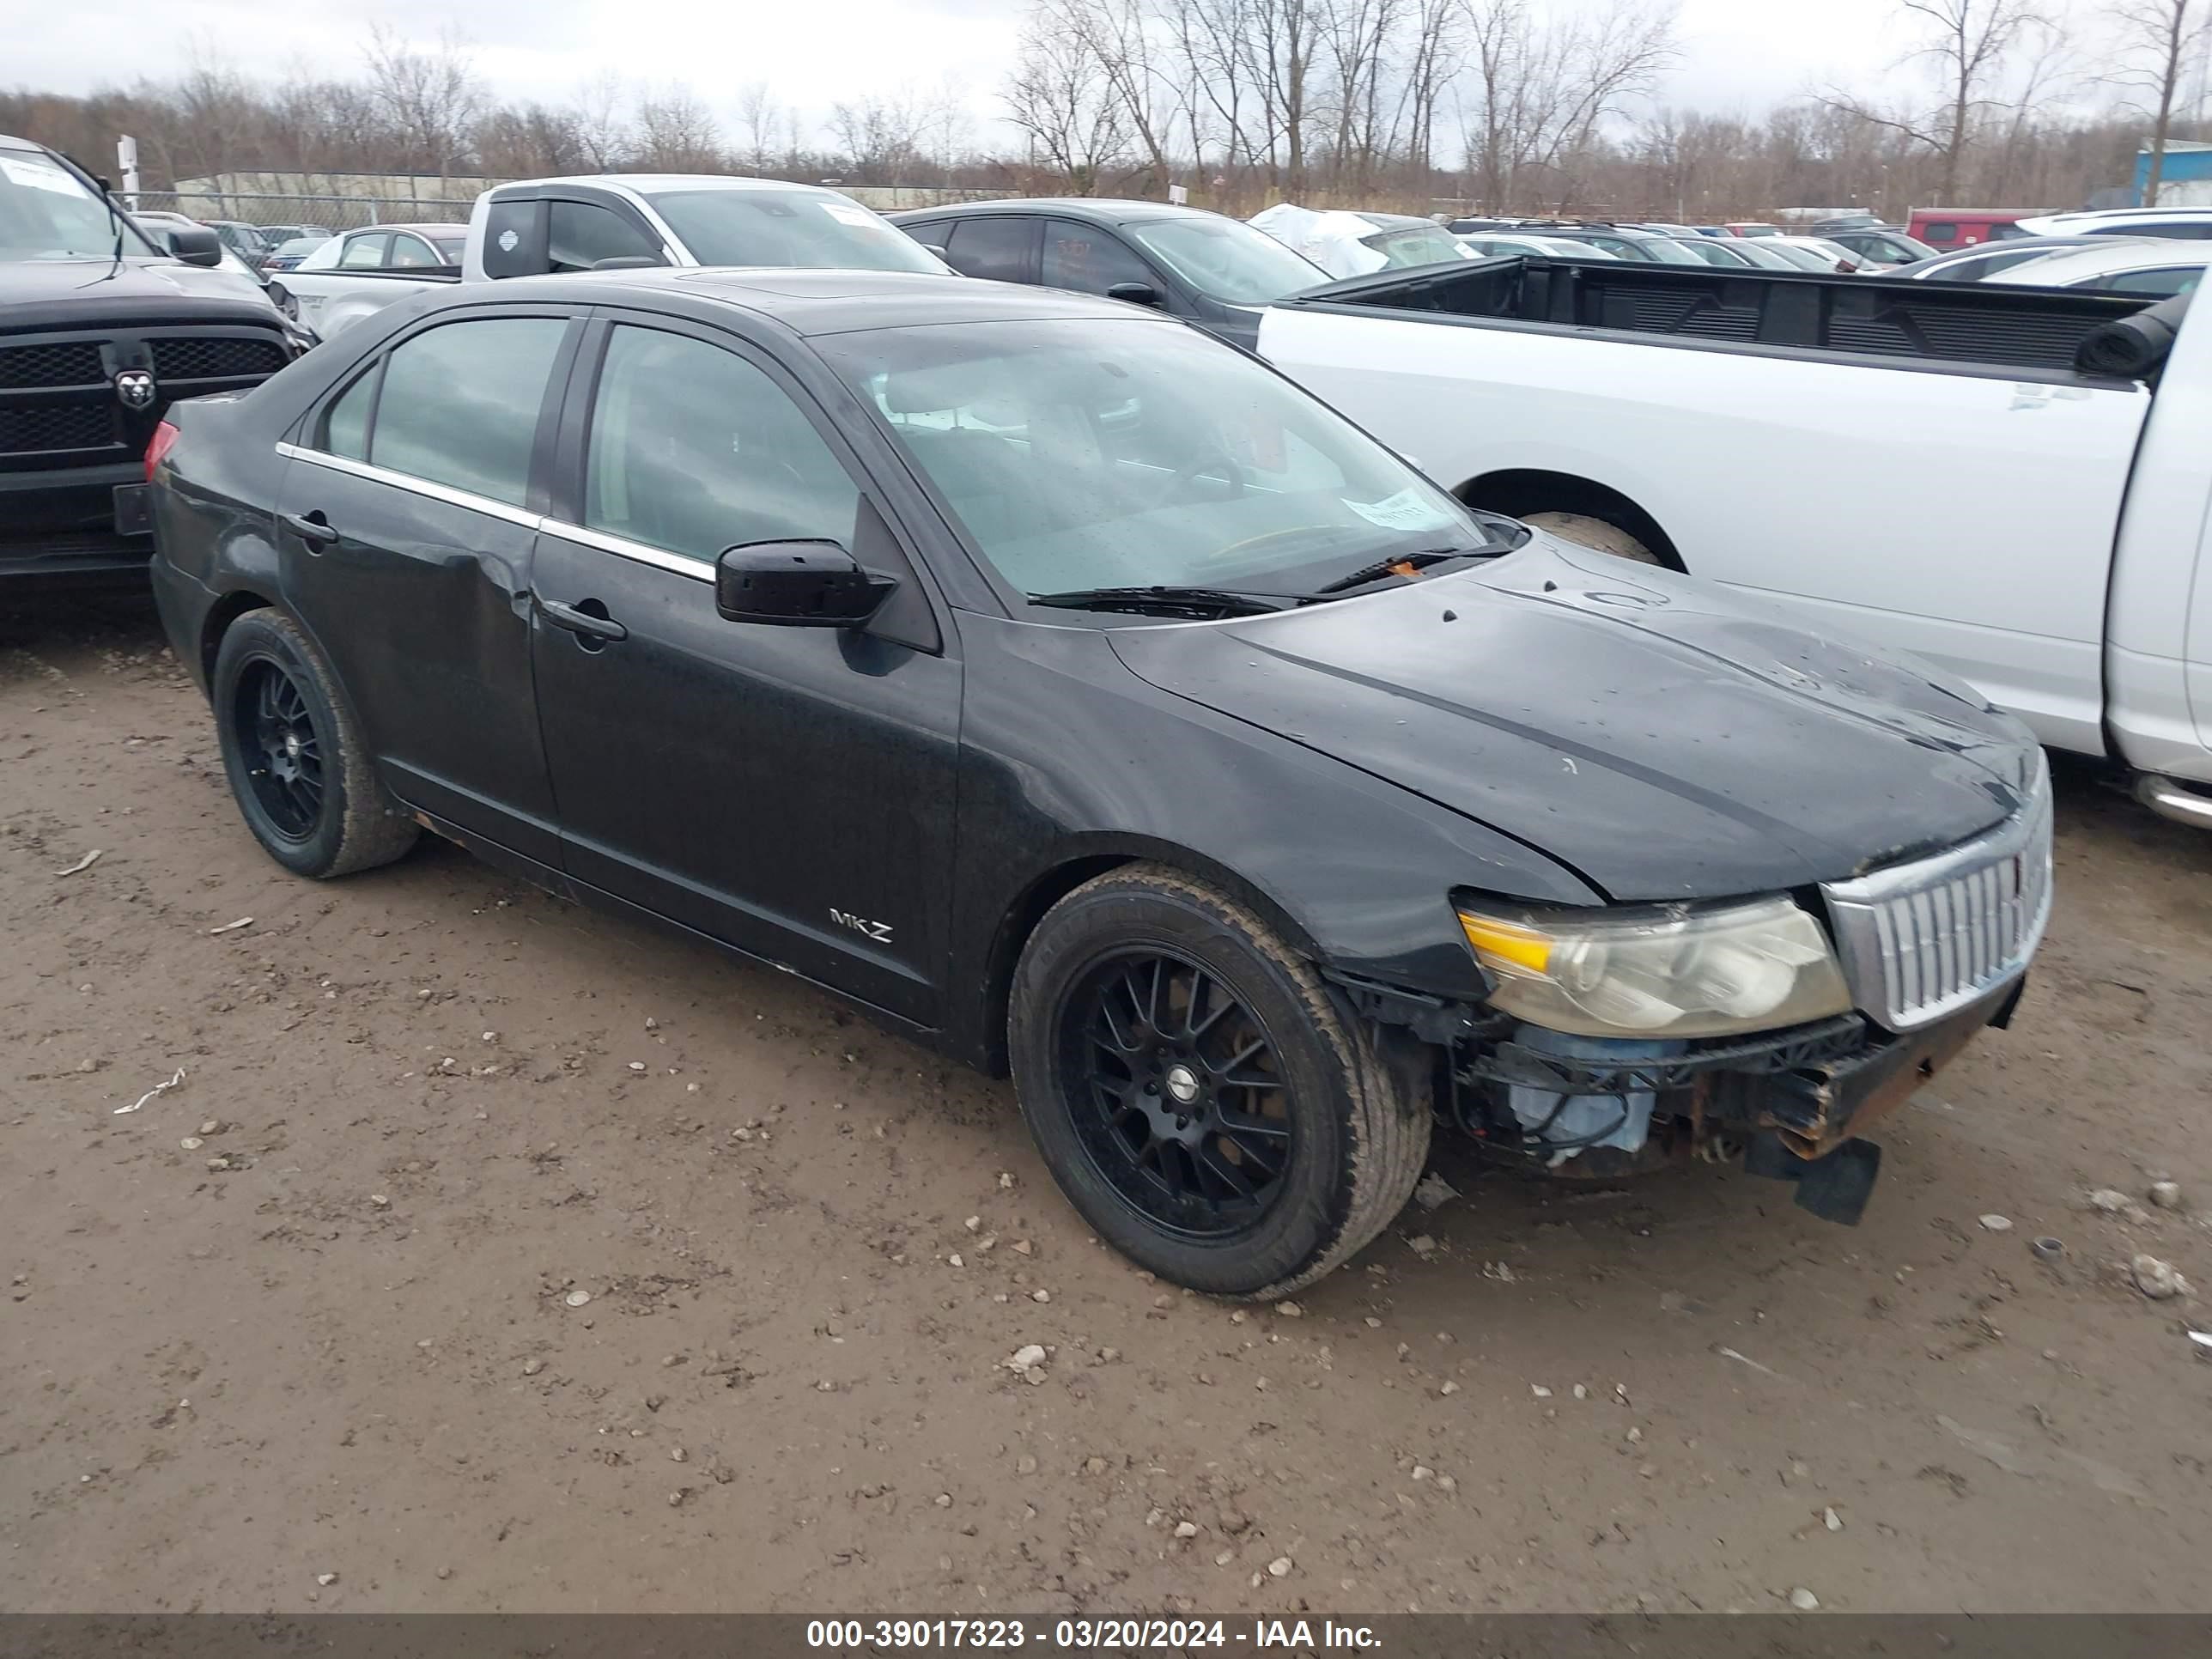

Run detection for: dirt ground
[[3, 591, 2209, 1618]]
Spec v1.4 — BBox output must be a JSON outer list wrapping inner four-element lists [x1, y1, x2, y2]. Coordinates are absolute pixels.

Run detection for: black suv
[[0, 136, 301, 588]]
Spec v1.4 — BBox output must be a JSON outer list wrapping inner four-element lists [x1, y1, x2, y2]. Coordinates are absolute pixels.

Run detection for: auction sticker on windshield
[[1, 155, 81, 195], [1344, 487, 1457, 532]]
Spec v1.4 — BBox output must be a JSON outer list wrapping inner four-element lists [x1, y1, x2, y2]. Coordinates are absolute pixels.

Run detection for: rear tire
[[1008, 865, 1430, 1298], [210, 608, 418, 879]]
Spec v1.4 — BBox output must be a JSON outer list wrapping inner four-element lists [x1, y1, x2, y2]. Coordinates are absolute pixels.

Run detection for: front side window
[[549, 201, 661, 273], [367, 317, 568, 506], [340, 234, 389, 269], [645, 188, 941, 273], [821, 318, 1493, 603], [584, 325, 859, 562], [1124, 216, 1326, 305], [1042, 222, 1156, 295]]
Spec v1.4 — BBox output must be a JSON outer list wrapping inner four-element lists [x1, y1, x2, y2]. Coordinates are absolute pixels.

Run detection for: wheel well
[[1455, 469, 1682, 570], [975, 850, 1323, 1076], [201, 590, 273, 684]]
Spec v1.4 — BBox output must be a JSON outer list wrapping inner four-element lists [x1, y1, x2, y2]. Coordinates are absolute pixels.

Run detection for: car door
[[275, 307, 585, 867], [529, 313, 962, 1024]]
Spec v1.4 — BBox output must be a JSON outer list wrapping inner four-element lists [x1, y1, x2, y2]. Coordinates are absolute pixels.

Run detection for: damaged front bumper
[[1438, 972, 2027, 1223]]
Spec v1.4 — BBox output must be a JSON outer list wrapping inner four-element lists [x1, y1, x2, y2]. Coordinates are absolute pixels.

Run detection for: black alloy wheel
[[233, 657, 324, 841], [1008, 864, 1430, 1297], [1060, 948, 1293, 1238], [210, 608, 419, 879]]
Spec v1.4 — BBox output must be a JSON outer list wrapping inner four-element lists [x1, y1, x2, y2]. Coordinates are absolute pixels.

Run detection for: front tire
[[1521, 509, 1661, 565], [1008, 865, 1430, 1297], [211, 608, 418, 878]]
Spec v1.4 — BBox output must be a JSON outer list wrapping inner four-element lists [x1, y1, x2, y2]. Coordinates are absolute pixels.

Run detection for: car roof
[[435, 267, 1162, 336], [890, 198, 1221, 228], [1984, 241, 2212, 284], [359, 222, 466, 236]]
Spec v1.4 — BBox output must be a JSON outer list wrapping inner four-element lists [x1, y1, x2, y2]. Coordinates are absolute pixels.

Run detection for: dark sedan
[[889, 199, 1328, 351], [147, 271, 2051, 1296]]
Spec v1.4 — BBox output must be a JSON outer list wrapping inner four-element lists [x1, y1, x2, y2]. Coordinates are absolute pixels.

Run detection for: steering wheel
[[1166, 448, 1246, 501]]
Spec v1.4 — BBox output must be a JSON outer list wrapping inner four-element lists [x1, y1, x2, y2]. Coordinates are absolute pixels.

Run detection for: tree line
[[4, 1, 2211, 219]]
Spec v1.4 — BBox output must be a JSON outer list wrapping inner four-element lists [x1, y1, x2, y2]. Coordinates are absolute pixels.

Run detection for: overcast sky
[[8, 0, 1957, 147]]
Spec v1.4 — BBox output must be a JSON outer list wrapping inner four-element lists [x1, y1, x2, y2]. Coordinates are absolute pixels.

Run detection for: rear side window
[[321, 364, 379, 460], [1923, 222, 1959, 243], [389, 234, 441, 269], [368, 318, 568, 506], [339, 234, 390, 269], [941, 217, 1033, 283], [549, 200, 661, 273], [1042, 222, 1156, 295]]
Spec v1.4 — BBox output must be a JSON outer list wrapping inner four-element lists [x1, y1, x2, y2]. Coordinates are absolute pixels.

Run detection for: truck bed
[[1281, 256, 2157, 380]]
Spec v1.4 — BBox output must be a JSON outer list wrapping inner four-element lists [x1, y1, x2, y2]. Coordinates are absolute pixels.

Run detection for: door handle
[[281, 510, 338, 547], [540, 597, 628, 643]]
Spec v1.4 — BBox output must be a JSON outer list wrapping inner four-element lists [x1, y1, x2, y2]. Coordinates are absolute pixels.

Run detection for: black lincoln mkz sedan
[[148, 269, 2053, 1297]]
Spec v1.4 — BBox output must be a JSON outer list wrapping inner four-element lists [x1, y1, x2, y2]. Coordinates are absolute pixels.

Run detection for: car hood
[[1108, 536, 2040, 902], [0, 258, 276, 330]]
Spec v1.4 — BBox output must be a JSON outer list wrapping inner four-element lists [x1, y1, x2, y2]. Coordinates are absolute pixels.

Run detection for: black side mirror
[[166, 226, 222, 268], [715, 540, 895, 627], [1106, 281, 1164, 309]]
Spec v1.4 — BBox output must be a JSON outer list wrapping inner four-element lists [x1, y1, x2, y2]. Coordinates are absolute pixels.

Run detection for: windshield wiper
[[1309, 545, 1486, 597], [1026, 585, 1286, 618]]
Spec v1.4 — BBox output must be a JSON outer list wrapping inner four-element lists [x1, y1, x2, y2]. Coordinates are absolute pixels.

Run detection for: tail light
[[144, 419, 180, 483]]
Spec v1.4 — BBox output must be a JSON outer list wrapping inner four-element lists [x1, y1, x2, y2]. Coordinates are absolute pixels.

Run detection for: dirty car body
[[145, 270, 2052, 1294]]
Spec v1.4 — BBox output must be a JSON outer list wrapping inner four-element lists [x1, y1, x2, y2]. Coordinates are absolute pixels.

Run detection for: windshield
[[1360, 223, 1468, 268], [818, 318, 1501, 605], [647, 188, 941, 273], [1767, 242, 1836, 271], [1123, 216, 1328, 305], [0, 149, 156, 262]]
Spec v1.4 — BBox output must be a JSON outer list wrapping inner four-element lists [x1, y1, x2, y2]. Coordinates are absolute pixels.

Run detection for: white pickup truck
[[1256, 257, 2212, 827], [272, 174, 945, 337]]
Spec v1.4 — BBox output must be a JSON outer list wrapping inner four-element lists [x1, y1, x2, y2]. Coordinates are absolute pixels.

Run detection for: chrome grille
[[1820, 751, 2054, 1032]]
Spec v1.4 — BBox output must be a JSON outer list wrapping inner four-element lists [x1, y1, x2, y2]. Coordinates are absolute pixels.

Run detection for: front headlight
[[1455, 895, 1853, 1039]]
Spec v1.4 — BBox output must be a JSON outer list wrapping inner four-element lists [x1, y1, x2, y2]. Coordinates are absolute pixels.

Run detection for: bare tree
[[1821, 0, 2050, 201], [2110, 0, 2212, 200], [734, 81, 781, 173], [361, 23, 483, 180], [1460, 0, 1680, 212], [1004, 8, 1137, 191], [634, 83, 724, 172], [570, 72, 632, 170], [830, 90, 929, 180]]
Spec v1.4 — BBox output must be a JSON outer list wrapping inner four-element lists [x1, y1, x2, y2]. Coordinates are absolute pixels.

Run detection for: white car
[[1456, 232, 1619, 259], [1984, 240, 2212, 297], [2015, 207, 2212, 240], [275, 222, 467, 336]]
